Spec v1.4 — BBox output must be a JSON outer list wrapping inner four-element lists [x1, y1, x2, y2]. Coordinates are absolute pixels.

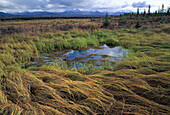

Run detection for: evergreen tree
[[103, 12, 110, 27], [167, 8, 170, 15], [137, 8, 139, 17], [148, 5, 151, 16], [135, 20, 141, 28], [162, 4, 164, 13], [143, 9, 146, 17], [132, 12, 134, 17], [155, 11, 158, 16]]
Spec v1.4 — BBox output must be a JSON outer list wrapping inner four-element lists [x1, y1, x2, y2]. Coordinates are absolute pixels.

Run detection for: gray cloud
[[0, 0, 87, 12], [11, 0, 49, 9], [50, 0, 84, 6], [0, 0, 48, 12], [132, 1, 148, 8], [121, 2, 129, 8], [0, 0, 163, 13]]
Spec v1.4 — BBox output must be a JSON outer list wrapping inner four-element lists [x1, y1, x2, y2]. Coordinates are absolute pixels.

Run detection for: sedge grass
[[0, 23, 170, 114]]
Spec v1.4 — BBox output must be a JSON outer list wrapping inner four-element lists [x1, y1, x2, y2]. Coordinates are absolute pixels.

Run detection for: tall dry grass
[[0, 23, 170, 114]]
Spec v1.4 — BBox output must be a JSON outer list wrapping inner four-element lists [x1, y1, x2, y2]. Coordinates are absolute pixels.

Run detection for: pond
[[32, 44, 128, 68]]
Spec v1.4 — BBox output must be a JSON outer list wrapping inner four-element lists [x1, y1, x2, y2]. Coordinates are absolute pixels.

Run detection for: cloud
[[121, 2, 129, 8], [132, 1, 148, 8], [0, 0, 169, 13], [50, 0, 84, 6], [0, 0, 87, 12]]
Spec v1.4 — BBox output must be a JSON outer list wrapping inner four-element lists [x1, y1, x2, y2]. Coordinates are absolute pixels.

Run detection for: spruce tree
[[137, 8, 139, 17], [103, 12, 110, 27], [155, 11, 158, 16], [167, 8, 170, 16], [148, 5, 151, 16], [143, 9, 146, 17], [162, 4, 164, 13], [135, 20, 141, 28]]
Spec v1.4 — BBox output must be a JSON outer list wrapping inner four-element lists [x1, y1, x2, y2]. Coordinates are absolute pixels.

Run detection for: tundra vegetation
[[0, 5, 170, 115]]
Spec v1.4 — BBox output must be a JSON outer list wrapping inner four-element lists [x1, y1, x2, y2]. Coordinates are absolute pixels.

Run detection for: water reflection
[[33, 44, 128, 66]]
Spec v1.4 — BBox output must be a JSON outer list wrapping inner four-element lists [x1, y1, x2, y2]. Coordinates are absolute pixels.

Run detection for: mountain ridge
[[0, 10, 125, 16]]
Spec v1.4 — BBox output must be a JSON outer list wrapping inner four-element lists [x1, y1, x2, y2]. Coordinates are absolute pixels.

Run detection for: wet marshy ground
[[32, 44, 128, 68]]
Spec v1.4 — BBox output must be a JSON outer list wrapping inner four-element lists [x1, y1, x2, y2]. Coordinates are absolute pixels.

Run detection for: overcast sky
[[0, 0, 169, 13]]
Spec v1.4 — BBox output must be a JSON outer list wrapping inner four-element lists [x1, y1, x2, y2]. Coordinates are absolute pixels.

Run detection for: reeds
[[0, 23, 170, 114]]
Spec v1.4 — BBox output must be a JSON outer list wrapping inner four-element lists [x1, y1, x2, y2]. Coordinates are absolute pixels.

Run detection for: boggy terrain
[[0, 15, 169, 35], [0, 18, 170, 115]]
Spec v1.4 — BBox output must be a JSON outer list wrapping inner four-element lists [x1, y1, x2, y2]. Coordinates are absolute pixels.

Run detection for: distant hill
[[11, 10, 124, 16], [57, 10, 105, 15], [0, 12, 12, 15], [12, 10, 105, 16], [12, 11, 56, 15], [0, 10, 126, 19], [111, 12, 125, 16]]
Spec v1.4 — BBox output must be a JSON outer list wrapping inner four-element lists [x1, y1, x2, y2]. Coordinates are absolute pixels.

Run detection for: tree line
[[103, 4, 170, 28]]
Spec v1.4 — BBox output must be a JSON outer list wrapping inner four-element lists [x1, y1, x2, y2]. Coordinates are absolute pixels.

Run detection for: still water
[[33, 44, 128, 67]]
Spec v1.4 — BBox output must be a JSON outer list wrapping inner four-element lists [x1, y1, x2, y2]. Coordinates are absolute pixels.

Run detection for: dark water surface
[[33, 44, 128, 67]]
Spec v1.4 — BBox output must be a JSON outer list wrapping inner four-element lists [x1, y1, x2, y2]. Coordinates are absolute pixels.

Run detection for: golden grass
[[0, 22, 170, 114]]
